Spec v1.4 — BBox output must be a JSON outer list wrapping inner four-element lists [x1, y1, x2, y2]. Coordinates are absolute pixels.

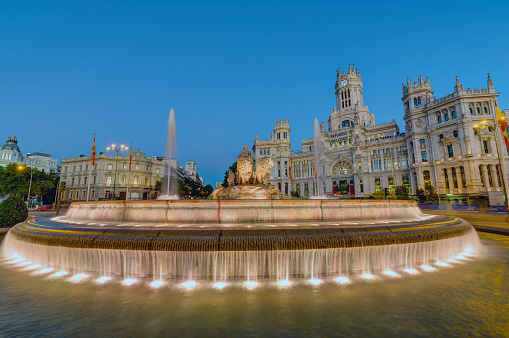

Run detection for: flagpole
[[127, 143, 132, 200], [492, 98, 509, 214]]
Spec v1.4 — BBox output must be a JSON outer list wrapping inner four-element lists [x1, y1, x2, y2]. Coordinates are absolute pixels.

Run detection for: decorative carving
[[227, 170, 236, 187], [415, 118, 425, 128], [406, 121, 413, 131]]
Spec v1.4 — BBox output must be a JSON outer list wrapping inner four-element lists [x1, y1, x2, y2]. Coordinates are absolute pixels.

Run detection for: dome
[[1, 135, 21, 153]]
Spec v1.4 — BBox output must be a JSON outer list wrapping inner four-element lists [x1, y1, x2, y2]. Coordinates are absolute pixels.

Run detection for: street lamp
[[473, 120, 509, 215], [106, 144, 128, 199], [17, 165, 33, 207]]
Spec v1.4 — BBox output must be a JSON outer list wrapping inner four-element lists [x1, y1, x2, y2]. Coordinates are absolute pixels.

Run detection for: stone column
[[490, 165, 500, 189], [481, 164, 490, 189], [447, 168, 454, 193]]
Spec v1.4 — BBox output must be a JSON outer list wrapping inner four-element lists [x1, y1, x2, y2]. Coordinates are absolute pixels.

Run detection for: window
[[106, 176, 112, 185], [484, 107, 488, 114], [444, 169, 450, 190], [445, 113, 449, 121], [483, 140, 490, 153], [460, 167, 467, 188], [108, 164, 113, 170], [124, 164, 128, 169], [84, 177, 87, 185], [418, 97, 421, 106], [267, 150, 270, 155], [419, 139, 425, 145], [447, 144, 454, 158], [421, 151, 428, 162], [469, 108, 473, 114], [479, 165, 485, 187], [440, 134, 444, 140], [134, 177, 138, 185], [453, 130, 459, 138], [135, 165, 139, 170], [476, 108, 480, 114], [452, 111, 456, 118], [72, 178, 75, 185], [452, 168, 458, 188], [260, 151, 263, 155], [145, 178, 149, 185], [437, 115, 442, 123], [156, 169, 160, 174]]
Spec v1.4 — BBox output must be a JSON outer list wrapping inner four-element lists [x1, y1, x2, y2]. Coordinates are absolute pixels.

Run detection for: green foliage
[[179, 176, 211, 199], [0, 164, 59, 204], [0, 195, 28, 227], [154, 179, 162, 192], [290, 190, 300, 198], [222, 161, 237, 188], [415, 182, 438, 203], [395, 185, 410, 200]]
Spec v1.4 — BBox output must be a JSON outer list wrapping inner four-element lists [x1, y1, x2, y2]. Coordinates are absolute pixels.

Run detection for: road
[[427, 211, 509, 236]]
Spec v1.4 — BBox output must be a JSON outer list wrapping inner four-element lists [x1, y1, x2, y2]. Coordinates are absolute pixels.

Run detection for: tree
[[290, 190, 300, 198], [415, 182, 438, 203], [222, 161, 237, 187], [0, 164, 58, 204], [395, 185, 410, 200], [0, 195, 28, 227]]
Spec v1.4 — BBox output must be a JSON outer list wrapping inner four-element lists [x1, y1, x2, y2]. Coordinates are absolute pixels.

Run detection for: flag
[[129, 144, 133, 171], [289, 162, 292, 179], [91, 134, 96, 166], [495, 99, 509, 147]]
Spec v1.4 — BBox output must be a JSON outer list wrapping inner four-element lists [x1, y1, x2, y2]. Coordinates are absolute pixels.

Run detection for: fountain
[[0, 115, 481, 289], [158, 108, 179, 200]]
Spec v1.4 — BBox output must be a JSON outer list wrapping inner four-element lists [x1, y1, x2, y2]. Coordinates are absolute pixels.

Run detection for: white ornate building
[[0, 135, 58, 173], [60, 150, 203, 201], [254, 64, 508, 204]]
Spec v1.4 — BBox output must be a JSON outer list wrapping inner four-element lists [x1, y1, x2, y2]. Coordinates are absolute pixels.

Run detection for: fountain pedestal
[[210, 184, 287, 200]]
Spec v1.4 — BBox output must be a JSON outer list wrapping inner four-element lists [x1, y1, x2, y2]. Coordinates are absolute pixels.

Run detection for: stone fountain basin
[[64, 199, 422, 224]]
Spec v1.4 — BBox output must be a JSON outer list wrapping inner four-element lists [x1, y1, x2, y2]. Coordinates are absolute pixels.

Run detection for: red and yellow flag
[[91, 134, 96, 166], [289, 162, 292, 179], [495, 99, 509, 147], [129, 144, 133, 171]]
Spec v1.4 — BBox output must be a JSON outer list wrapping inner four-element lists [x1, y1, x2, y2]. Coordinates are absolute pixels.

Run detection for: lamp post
[[473, 120, 509, 215], [106, 144, 128, 199], [18, 165, 33, 207]]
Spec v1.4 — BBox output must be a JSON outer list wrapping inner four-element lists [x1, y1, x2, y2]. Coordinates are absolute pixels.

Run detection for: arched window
[[331, 160, 352, 175]]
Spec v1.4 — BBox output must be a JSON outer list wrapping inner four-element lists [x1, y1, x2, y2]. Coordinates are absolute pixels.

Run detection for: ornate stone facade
[[254, 64, 509, 204]]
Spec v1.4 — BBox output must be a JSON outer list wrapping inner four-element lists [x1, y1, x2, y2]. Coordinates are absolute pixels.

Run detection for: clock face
[[341, 80, 348, 86]]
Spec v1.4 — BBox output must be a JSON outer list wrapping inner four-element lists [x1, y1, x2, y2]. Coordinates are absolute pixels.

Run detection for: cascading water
[[158, 108, 179, 200]]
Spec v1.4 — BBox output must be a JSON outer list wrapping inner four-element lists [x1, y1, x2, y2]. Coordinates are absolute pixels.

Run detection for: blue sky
[[1, 0, 508, 185]]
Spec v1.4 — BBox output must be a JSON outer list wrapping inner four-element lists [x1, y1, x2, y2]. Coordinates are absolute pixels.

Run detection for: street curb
[[473, 225, 509, 236]]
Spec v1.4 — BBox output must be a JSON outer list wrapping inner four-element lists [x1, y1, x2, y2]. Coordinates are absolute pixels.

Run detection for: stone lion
[[254, 157, 274, 184]]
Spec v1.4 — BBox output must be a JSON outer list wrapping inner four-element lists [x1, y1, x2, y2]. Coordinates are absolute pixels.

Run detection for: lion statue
[[254, 157, 274, 184]]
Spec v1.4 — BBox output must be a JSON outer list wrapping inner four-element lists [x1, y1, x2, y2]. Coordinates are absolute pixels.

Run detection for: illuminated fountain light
[[308, 278, 323, 286], [382, 270, 400, 277], [403, 268, 419, 275], [155, 224, 166, 227], [15, 261, 32, 267], [95, 277, 112, 284], [22, 264, 41, 271], [454, 255, 468, 261], [98, 224, 106, 227], [134, 224, 144, 227], [435, 261, 451, 267], [334, 276, 351, 284], [7, 257, 25, 264], [462, 247, 474, 256], [33, 267, 54, 275], [361, 273, 375, 280], [277, 280, 292, 288], [49, 270, 69, 278], [244, 281, 259, 290], [179, 280, 197, 291], [122, 278, 138, 286], [149, 280, 164, 289], [420, 265, 435, 272], [212, 282, 228, 290], [87, 223, 97, 225], [68, 273, 90, 283], [447, 258, 461, 264]]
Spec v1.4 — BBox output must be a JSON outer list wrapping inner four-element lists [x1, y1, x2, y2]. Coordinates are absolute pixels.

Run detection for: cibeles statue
[[210, 144, 287, 199], [237, 144, 253, 184]]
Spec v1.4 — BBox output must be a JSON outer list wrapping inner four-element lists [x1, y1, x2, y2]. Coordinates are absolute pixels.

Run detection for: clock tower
[[331, 63, 374, 131]]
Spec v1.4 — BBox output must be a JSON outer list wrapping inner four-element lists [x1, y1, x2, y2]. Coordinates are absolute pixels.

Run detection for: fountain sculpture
[[0, 113, 481, 289]]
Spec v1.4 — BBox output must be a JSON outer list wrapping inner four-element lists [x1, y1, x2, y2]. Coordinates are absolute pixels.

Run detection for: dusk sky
[[1, 0, 508, 185]]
